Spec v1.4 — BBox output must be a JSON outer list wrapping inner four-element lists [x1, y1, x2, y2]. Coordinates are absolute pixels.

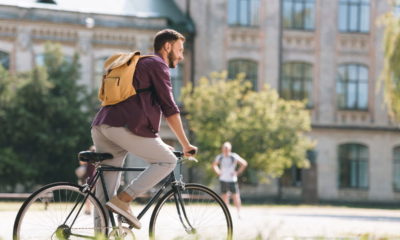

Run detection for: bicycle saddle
[[78, 151, 113, 163]]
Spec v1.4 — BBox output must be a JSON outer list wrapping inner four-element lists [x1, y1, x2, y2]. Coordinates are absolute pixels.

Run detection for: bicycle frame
[[14, 152, 232, 240], [77, 162, 194, 232]]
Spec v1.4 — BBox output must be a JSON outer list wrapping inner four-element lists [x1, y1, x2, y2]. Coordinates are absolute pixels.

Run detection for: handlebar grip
[[172, 150, 196, 157], [187, 149, 197, 155], [173, 151, 184, 157]]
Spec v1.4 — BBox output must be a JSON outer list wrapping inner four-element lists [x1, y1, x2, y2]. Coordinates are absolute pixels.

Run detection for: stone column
[[263, 0, 280, 90], [317, 0, 338, 124], [15, 26, 33, 72], [77, 30, 93, 87]]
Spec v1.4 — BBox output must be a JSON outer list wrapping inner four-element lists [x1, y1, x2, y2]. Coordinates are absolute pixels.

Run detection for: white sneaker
[[106, 196, 142, 229]]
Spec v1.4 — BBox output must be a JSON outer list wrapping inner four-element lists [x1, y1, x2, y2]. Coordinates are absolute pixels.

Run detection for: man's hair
[[222, 142, 232, 150], [153, 29, 185, 52]]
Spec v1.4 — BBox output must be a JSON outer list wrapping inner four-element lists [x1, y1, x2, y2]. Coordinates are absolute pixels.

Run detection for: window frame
[[282, 0, 315, 31], [280, 61, 313, 107], [93, 56, 109, 89], [338, 0, 370, 33], [336, 63, 369, 111], [0, 50, 10, 70], [393, 146, 400, 191], [393, 0, 400, 17], [227, 0, 261, 27], [338, 143, 369, 189], [228, 59, 258, 91], [170, 63, 184, 103]]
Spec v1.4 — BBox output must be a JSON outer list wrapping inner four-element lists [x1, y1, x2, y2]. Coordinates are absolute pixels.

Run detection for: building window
[[0, 51, 9, 70], [228, 59, 258, 90], [393, 146, 400, 191], [394, 0, 400, 17], [338, 0, 370, 33], [227, 0, 260, 27], [338, 143, 369, 189], [280, 62, 313, 107], [336, 64, 368, 110], [282, 166, 302, 187], [282, 0, 315, 30], [170, 64, 183, 102], [35, 53, 72, 67], [94, 57, 108, 89]]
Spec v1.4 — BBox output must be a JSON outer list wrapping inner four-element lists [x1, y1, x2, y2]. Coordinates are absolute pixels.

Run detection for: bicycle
[[13, 150, 233, 240]]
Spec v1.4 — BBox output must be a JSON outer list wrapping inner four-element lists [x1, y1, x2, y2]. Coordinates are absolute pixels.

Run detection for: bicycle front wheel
[[13, 182, 107, 240], [149, 183, 233, 240]]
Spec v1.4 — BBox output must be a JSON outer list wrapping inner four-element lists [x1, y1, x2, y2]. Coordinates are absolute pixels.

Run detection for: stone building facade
[[1, 0, 400, 203], [0, 0, 195, 187], [173, 0, 400, 204]]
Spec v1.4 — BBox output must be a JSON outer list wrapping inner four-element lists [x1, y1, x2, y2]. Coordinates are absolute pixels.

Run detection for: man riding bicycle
[[91, 29, 197, 229]]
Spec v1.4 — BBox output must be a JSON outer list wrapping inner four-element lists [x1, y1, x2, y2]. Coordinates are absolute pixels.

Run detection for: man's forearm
[[165, 113, 190, 147]]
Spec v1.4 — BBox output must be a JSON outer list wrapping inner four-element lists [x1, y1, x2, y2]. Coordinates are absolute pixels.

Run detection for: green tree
[[181, 72, 314, 183], [380, 5, 400, 120], [0, 43, 95, 191]]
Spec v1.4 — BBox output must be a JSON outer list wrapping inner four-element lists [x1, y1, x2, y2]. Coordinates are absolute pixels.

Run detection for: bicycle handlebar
[[173, 151, 198, 163], [173, 149, 196, 158]]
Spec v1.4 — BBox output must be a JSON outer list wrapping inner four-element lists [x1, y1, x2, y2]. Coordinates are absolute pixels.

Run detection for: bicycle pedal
[[118, 215, 130, 225]]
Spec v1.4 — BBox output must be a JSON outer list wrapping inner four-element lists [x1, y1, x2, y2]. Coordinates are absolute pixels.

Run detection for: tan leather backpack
[[98, 51, 153, 106]]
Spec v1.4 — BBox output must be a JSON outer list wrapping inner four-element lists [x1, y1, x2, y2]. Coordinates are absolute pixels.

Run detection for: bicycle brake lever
[[186, 156, 198, 163]]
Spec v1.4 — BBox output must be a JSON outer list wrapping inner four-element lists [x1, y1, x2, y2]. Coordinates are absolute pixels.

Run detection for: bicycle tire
[[13, 182, 108, 240], [149, 183, 233, 240]]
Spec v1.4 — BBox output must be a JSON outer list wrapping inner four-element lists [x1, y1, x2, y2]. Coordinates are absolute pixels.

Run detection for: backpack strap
[[217, 155, 223, 164], [217, 154, 235, 164], [230, 155, 235, 164]]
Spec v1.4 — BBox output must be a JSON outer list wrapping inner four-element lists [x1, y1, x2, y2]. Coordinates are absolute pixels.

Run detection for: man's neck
[[156, 51, 169, 66]]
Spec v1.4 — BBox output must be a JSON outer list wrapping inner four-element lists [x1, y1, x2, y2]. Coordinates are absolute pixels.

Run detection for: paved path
[[2, 204, 400, 240]]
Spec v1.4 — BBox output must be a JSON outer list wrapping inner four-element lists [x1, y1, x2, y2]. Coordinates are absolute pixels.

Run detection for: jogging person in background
[[91, 29, 197, 229], [212, 142, 247, 218]]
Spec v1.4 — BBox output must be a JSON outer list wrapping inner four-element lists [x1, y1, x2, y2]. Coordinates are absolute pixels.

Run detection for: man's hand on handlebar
[[183, 144, 198, 157]]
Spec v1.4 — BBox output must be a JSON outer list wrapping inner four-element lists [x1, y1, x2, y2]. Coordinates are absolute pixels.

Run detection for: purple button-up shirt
[[91, 54, 180, 138]]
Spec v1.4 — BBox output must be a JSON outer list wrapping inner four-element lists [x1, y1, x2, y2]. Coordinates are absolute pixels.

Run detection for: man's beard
[[168, 51, 177, 68]]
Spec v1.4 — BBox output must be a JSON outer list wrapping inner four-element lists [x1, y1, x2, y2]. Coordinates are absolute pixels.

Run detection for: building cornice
[[311, 124, 400, 132]]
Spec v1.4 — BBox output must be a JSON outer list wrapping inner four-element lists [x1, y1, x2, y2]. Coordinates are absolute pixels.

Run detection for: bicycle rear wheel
[[13, 182, 107, 240], [149, 183, 233, 240]]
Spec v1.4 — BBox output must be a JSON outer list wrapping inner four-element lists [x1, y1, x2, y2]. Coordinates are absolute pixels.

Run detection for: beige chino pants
[[91, 124, 177, 206]]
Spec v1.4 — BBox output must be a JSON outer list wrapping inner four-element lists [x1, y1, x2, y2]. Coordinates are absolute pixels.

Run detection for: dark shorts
[[220, 181, 239, 194]]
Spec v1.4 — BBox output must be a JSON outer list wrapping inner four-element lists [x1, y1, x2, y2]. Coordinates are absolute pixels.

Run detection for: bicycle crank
[[108, 226, 135, 240]]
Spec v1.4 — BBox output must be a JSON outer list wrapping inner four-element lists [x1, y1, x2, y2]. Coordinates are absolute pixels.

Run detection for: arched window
[[227, 0, 260, 27], [336, 64, 368, 110], [170, 64, 183, 103], [282, 0, 315, 30], [0, 51, 10, 70], [338, 0, 370, 33], [393, 146, 400, 191], [280, 62, 313, 106], [228, 59, 258, 90], [338, 143, 369, 189]]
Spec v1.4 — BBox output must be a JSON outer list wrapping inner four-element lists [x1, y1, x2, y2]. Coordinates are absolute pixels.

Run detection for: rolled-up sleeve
[[150, 62, 180, 117]]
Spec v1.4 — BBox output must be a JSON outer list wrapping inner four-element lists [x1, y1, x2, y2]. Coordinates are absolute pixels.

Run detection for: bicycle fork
[[173, 187, 196, 235]]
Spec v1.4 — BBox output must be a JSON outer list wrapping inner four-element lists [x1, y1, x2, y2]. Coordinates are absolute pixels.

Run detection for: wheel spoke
[[13, 183, 107, 240], [150, 184, 233, 240]]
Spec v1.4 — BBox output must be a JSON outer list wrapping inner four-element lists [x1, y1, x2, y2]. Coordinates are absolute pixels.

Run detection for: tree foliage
[[380, 7, 400, 121], [0, 43, 95, 191], [181, 72, 314, 183]]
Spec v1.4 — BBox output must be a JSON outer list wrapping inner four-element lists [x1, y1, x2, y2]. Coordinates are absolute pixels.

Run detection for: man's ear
[[163, 42, 171, 52]]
